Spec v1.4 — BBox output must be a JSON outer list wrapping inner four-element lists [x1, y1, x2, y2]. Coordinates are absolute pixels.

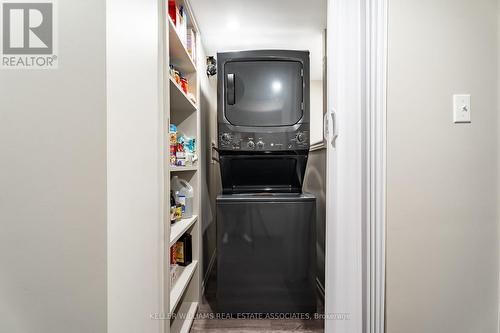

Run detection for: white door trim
[[324, 0, 387, 332], [365, 0, 387, 332]]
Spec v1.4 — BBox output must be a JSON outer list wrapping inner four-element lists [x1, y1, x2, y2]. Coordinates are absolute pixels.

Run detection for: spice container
[[169, 124, 177, 166], [180, 77, 188, 93], [175, 233, 192, 266], [174, 70, 181, 84]]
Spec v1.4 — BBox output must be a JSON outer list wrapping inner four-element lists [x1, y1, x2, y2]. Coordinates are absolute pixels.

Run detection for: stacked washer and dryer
[[216, 50, 317, 314]]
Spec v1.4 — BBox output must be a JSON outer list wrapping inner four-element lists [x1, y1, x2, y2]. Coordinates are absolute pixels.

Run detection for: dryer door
[[224, 60, 304, 127]]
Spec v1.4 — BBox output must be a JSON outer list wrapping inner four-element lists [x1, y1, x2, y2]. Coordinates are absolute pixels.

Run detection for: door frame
[[324, 0, 387, 332]]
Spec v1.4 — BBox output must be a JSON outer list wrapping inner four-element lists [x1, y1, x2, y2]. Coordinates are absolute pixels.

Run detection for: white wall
[[386, 0, 500, 332], [106, 0, 163, 332], [198, 44, 218, 284], [0, 1, 107, 332]]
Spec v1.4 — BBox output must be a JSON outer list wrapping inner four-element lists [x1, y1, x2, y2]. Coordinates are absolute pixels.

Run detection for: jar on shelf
[[174, 70, 181, 84], [180, 77, 188, 94]]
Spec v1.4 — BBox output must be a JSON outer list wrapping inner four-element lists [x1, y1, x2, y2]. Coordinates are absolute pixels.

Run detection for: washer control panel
[[218, 126, 309, 151]]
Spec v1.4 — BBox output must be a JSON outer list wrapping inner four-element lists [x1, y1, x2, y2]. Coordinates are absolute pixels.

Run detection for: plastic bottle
[[170, 190, 177, 223], [171, 176, 194, 218]]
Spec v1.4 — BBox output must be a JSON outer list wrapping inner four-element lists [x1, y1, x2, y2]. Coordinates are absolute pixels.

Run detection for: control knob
[[296, 132, 307, 143], [221, 133, 232, 144], [256, 141, 265, 149]]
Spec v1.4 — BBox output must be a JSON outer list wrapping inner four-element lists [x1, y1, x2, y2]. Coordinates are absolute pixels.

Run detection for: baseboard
[[202, 249, 216, 295]]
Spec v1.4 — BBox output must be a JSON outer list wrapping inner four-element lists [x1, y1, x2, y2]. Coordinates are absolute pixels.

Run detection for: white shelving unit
[[169, 260, 199, 313], [171, 165, 198, 173], [161, 1, 202, 332], [169, 215, 198, 246], [169, 76, 197, 113], [169, 302, 199, 333]]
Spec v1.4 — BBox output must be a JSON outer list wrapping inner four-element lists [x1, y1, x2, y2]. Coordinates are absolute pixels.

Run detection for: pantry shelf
[[164, 1, 201, 330], [170, 215, 198, 247], [170, 76, 197, 114], [170, 260, 198, 314], [170, 302, 198, 333], [168, 17, 197, 74], [170, 165, 198, 172]]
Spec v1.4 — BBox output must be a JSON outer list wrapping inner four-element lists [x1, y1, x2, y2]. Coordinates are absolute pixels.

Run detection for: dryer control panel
[[218, 125, 310, 152]]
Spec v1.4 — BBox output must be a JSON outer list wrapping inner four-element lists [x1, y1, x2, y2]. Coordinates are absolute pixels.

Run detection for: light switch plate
[[453, 94, 471, 123]]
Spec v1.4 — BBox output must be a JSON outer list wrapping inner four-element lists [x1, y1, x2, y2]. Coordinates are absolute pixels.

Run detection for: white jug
[[171, 176, 194, 218]]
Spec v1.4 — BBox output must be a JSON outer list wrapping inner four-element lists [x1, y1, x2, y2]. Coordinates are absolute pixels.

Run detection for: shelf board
[[170, 165, 198, 173], [170, 215, 198, 247], [168, 17, 197, 74], [170, 260, 198, 314], [170, 76, 197, 114], [170, 302, 198, 333]]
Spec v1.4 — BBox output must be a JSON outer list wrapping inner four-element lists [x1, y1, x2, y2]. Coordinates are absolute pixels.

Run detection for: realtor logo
[[1, 0, 58, 69]]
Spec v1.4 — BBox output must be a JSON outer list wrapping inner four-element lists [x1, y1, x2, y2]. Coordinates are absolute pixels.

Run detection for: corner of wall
[[198, 42, 219, 287]]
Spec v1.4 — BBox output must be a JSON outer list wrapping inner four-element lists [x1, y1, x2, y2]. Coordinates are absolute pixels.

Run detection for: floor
[[190, 265, 324, 333]]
